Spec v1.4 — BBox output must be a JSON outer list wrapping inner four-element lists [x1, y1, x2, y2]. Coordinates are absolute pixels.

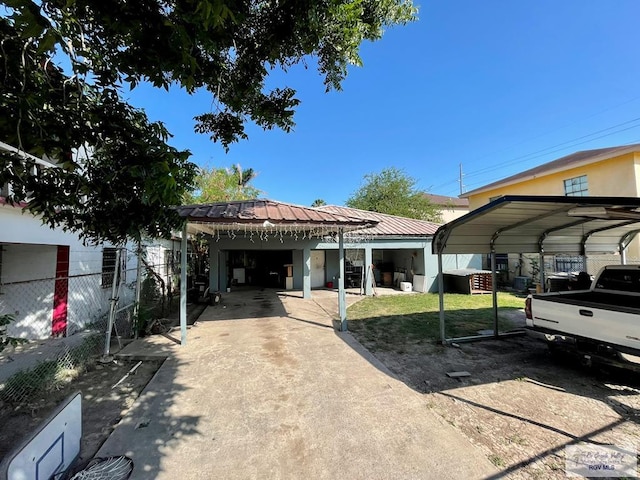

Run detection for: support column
[[438, 252, 445, 344], [180, 222, 188, 346], [303, 247, 311, 299], [491, 252, 498, 338], [133, 241, 143, 339], [208, 238, 219, 291], [338, 228, 347, 331], [364, 246, 373, 296]]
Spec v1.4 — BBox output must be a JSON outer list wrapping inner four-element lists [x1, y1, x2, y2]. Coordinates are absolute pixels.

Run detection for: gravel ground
[[352, 319, 640, 479]]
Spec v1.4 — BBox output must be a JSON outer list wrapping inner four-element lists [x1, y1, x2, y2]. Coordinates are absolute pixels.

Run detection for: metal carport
[[175, 200, 378, 345], [432, 195, 640, 344]]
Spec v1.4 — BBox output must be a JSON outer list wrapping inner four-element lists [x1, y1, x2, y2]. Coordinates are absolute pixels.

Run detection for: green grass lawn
[[347, 292, 525, 352]]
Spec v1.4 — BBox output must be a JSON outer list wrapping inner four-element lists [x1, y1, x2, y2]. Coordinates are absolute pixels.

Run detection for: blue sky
[[126, 0, 640, 206]]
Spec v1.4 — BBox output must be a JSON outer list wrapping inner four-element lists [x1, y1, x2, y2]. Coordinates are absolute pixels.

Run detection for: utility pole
[[458, 163, 465, 195]]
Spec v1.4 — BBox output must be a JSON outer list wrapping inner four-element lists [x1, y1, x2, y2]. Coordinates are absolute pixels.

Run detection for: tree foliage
[[0, 17, 198, 244], [346, 167, 442, 222], [311, 198, 327, 207], [4, 0, 416, 149], [184, 164, 261, 203], [0, 0, 416, 243]]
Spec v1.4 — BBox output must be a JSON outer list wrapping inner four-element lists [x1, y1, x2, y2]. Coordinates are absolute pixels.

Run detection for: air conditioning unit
[[513, 276, 530, 292]]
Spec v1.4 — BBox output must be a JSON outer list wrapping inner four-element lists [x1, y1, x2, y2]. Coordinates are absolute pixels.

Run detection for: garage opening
[[228, 250, 293, 288]]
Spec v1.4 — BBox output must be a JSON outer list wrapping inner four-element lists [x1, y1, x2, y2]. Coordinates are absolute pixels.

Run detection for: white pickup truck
[[525, 265, 640, 366]]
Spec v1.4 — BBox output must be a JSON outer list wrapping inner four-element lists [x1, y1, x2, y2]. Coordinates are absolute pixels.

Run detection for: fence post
[[133, 241, 143, 339], [103, 248, 121, 358]]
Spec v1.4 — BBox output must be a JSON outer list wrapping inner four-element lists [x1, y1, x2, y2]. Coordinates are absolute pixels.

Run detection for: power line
[[431, 115, 640, 193]]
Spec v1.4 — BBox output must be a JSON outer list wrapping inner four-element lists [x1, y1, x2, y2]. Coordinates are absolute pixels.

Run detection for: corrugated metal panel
[[317, 205, 440, 236]]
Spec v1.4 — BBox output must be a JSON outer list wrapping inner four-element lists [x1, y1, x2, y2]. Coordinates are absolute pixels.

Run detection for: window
[[554, 255, 584, 273], [595, 268, 640, 293], [486, 253, 508, 271], [102, 248, 118, 288], [564, 175, 588, 196]]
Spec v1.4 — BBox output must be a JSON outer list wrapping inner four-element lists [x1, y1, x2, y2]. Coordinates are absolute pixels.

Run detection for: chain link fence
[[0, 242, 181, 406]]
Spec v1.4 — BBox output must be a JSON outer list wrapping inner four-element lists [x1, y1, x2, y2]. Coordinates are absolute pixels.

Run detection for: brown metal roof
[[177, 199, 377, 229], [424, 194, 469, 207], [462, 143, 640, 198], [316, 205, 440, 236]]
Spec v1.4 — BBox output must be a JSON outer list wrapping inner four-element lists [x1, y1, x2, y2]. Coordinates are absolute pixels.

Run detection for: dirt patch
[[353, 330, 640, 478], [0, 358, 162, 473]]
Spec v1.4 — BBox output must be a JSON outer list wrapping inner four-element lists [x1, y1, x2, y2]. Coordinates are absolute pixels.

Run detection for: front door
[[310, 250, 326, 288]]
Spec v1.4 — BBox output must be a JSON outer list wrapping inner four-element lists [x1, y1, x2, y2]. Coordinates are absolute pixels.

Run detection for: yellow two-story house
[[461, 143, 640, 283]]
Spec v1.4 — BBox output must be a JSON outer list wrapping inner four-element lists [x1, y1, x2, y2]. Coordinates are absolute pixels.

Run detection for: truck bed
[[532, 291, 640, 315], [529, 290, 640, 354]]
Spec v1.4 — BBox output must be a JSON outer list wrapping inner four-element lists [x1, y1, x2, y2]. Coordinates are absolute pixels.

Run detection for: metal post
[[133, 241, 143, 339], [364, 246, 373, 296], [180, 222, 188, 346], [104, 248, 121, 358], [338, 228, 347, 331], [491, 252, 498, 338], [437, 252, 445, 344], [620, 242, 627, 265], [539, 252, 545, 291]]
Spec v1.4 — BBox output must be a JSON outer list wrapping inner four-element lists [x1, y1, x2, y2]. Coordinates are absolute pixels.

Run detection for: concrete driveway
[[98, 289, 497, 479]]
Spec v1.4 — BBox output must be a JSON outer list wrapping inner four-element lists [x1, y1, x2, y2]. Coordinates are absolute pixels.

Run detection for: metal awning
[[431, 196, 640, 345], [175, 200, 378, 345], [433, 195, 640, 256]]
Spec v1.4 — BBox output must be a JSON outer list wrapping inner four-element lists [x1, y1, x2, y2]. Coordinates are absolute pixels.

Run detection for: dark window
[[486, 253, 508, 271], [595, 268, 640, 293], [102, 248, 118, 288], [564, 175, 588, 196]]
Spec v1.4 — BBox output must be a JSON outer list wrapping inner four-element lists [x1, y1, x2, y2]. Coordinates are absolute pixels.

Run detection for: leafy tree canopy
[[0, 0, 416, 244], [311, 198, 327, 207], [4, 0, 416, 148], [346, 167, 442, 222], [184, 164, 261, 203]]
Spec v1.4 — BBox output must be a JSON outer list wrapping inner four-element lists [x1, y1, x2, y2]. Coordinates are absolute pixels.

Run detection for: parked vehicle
[[525, 265, 640, 367]]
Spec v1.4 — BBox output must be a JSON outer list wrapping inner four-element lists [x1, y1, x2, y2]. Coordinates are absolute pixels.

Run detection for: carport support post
[[620, 242, 627, 265], [338, 228, 347, 331], [180, 222, 188, 346], [364, 246, 373, 296], [437, 252, 445, 344], [491, 252, 499, 338]]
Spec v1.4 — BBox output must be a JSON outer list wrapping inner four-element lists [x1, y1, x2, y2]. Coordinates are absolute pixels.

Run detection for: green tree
[[346, 167, 442, 222], [185, 165, 262, 203], [0, 0, 416, 243], [312, 199, 327, 207], [3, 1, 416, 148]]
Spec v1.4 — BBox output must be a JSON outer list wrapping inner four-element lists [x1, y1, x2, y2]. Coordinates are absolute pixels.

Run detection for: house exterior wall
[[205, 230, 482, 297], [0, 203, 142, 340], [439, 206, 469, 223], [466, 152, 639, 210]]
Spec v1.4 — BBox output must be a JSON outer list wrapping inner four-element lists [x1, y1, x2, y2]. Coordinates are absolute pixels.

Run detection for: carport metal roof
[[177, 199, 378, 236], [431, 195, 640, 346], [433, 195, 640, 256]]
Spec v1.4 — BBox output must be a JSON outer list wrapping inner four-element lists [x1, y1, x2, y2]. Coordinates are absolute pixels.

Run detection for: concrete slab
[[98, 289, 496, 479]]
